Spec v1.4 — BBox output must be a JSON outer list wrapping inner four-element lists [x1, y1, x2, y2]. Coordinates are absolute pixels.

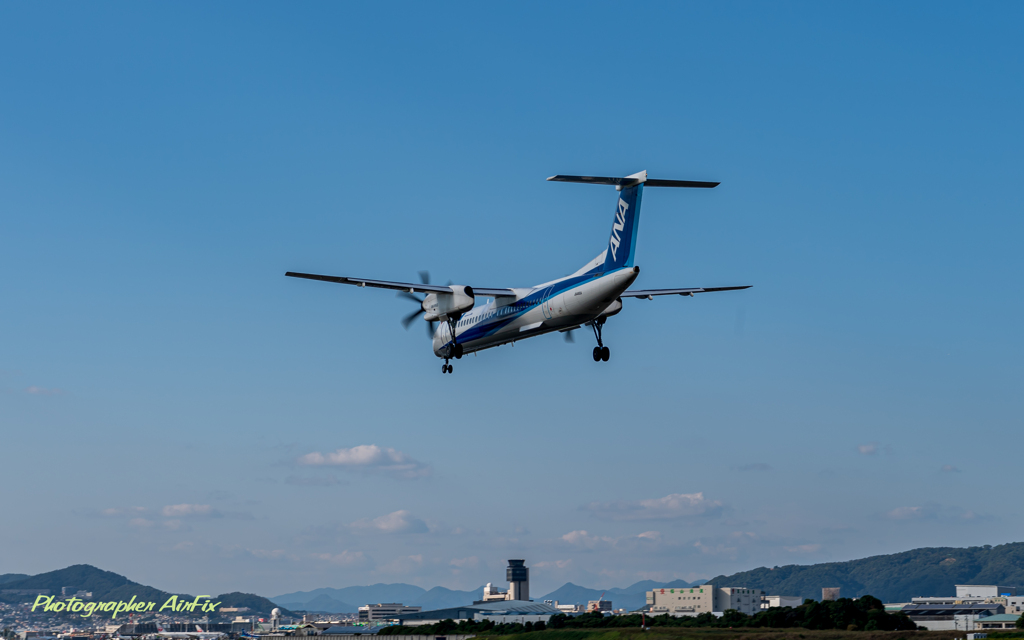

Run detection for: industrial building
[[900, 603, 1005, 631], [762, 595, 803, 610], [978, 614, 1022, 630], [394, 600, 559, 626], [906, 585, 1023, 617], [357, 604, 421, 621], [958, 586, 1017, 598], [646, 586, 765, 617]]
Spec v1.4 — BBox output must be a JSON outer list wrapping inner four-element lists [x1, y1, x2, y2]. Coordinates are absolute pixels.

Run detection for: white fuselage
[[432, 264, 639, 357]]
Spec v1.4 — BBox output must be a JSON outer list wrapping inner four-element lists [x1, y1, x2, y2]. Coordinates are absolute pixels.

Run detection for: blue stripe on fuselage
[[440, 268, 627, 348]]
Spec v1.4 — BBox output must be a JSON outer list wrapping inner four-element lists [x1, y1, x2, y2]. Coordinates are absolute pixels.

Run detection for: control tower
[[507, 559, 529, 601]]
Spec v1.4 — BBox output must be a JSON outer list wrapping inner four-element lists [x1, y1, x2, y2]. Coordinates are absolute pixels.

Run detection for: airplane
[[286, 170, 750, 374]]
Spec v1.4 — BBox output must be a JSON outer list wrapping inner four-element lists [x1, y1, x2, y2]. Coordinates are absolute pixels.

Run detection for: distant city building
[[762, 596, 803, 610], [587, 600, 612, 613], [957, 586, 1017, 598], [716, 587, 765, 615], [1006, 596, 1024, 615], [901, 603, 1004, 631], [979, 614, 1022, 630], [481, 583, 510, 602], [821, 588, 840, 601], [395, 601, 559, 626], [646, 586, 763, 617], [357, 604, 421, 622]]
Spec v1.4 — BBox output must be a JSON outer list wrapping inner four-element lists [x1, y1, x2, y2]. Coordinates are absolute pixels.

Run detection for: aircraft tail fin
[[548, 170, 718, 271]]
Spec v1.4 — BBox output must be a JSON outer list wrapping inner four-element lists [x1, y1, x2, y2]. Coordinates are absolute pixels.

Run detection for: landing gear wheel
[[593, 347, 602, 362], [601, 346, 610, 361], [455, 344, 464, 359], [447, 364, 453, 374], [442, 363, 448, 374]]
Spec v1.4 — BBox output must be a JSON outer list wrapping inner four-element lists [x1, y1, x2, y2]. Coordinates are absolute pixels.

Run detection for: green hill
[[0, 574, 30, 585], [707, 542, 1024, 602], [0, 565, 285, 615]]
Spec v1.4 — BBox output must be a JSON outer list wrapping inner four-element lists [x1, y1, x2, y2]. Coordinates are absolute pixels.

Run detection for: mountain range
[[708, 542, 1024, 603], [0, 565, 284, 615], [8, 541, 1024, 617], [271, 579, 705, 613]]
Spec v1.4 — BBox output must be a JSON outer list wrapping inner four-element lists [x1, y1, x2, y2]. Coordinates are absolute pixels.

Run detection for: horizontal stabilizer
[[548, 170, 718, 189]]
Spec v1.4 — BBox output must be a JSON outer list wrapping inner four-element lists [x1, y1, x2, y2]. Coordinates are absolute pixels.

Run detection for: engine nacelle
[[598, 297, 622, 318], [423, 285, 475, 321]]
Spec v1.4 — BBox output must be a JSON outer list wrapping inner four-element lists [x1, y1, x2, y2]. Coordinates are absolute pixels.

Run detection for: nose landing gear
[[591, 317, 610, 362]]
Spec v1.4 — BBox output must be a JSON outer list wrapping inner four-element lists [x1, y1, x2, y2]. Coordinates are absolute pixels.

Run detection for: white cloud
[[298, 445, 431, 478], [162, 503, 220, 518], [314, 550, 369, 567], [561, 530, 613, 549], [376, 554, 423, 575], [101, 507, 146, 517], [350, 510, 428, 534], [450, 556, 479, 569], [534, 559, 572, 569], [583, 492, 723, 521], [941, 465, 961, 473], [249, 549, 292, 560], [886, 506, 929, 520], [885, 503, 983, 522], [857, 443, 878, 455], [129, 518, 154, 528], [560, 529, 664, 551]]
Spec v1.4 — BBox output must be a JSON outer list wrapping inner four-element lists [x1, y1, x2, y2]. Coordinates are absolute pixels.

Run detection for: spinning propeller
[[397, 271, 438, 338]]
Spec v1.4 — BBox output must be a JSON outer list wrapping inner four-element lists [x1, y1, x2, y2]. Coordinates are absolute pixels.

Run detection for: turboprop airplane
[[286, 170, 750, 374]]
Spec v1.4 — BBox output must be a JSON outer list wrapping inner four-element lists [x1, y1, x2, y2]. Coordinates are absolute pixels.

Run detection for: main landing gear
[[442, 317, 464, 374], [442, 345, 462, 374], [591, 317, 610, 362]]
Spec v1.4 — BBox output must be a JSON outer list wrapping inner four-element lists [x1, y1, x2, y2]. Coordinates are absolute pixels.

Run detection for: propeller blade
[[396, 290, 424, 305], [418, 270, 431, 285], [427, 320, 437, 339], [401, 308, 423, 330], [564, 330, 575, 343]]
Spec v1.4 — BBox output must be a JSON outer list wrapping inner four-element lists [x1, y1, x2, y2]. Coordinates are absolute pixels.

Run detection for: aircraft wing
[[285, 272, 515, 297], [622, 285, 751, 299]]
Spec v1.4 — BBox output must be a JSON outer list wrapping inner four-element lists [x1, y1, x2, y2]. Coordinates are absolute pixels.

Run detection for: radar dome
[[271, 608, 281, 616]]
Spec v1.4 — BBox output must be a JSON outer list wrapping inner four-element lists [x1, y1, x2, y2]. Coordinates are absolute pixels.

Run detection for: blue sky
[[1, 1, 1022, 598]]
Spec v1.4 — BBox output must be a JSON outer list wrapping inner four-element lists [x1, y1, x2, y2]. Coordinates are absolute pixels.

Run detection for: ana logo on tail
[[609, 198, 629, 261]]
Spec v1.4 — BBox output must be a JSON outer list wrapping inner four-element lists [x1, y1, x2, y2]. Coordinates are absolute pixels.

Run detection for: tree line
[[376, 595, 923, 635]]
